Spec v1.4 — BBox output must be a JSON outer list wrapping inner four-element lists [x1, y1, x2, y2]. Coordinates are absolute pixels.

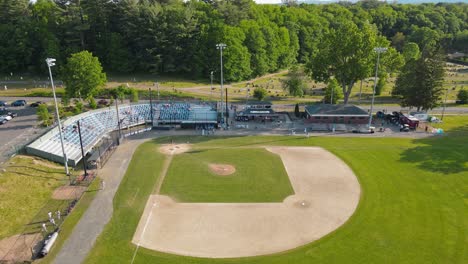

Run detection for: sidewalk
[[53, 136, 151, 264]]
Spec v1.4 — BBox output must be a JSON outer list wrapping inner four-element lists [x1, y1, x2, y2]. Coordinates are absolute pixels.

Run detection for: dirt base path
[[133, 147, 361, 258]]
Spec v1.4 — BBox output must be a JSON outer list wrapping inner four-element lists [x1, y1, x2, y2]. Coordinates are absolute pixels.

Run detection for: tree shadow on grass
[[150, 135, 305, 148], [400, 125, 468, 174]]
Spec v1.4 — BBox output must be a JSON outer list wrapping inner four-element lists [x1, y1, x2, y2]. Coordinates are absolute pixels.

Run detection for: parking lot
[[0, 97, 50, 164]]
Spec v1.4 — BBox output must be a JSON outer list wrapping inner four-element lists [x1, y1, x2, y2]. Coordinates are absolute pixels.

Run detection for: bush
[[37, 104, 52, 126], [74, 101, 83, 114], [130, 88, 139, 102], [457, 89, 468, 102], [88, 97, 97, 109], [253, 87, 267, 101]]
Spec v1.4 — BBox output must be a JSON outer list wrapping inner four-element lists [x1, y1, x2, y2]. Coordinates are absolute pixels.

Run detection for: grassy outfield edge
[[37, 178, 100, 264], [85, 134, 467, 264]]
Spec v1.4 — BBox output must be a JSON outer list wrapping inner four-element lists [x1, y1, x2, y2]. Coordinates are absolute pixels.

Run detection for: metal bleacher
[[27, 102, 217, 166], [26, 104, 151, 166]]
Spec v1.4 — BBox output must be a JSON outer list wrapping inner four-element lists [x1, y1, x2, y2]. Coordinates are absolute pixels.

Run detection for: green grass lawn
[[430, 115, 468, 133], [86, 130, 468, 264], [38, 178, 100, 264], [160, 148, 294, 203], [0, 156, 69, 239]]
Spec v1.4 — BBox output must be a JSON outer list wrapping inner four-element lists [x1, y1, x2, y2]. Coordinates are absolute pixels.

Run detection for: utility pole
[[115, 98, 122, 145], [225, 88, 229, 125], [216, 43, 227, 126], [149, 87, 153, 126], [46, 58, 70, 181], [441, 88, 449, 121], [210, 71, 214, 102], [76, 120, 88, 177], [368, 47, 387, 128]]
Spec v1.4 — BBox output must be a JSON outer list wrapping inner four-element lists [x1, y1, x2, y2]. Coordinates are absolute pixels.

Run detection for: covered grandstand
[[153, 102, 218, 128], [26, 102, 218, 166]]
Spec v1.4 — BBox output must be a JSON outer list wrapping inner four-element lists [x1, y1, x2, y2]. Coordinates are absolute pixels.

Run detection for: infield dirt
[[133, 147, 361, 258]]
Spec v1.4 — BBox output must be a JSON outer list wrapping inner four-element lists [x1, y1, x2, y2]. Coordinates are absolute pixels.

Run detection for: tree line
[[1, 0, 467, 84]]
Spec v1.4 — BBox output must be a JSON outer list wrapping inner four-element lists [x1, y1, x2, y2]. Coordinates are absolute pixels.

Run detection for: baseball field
[[85, 127, 468, 263]]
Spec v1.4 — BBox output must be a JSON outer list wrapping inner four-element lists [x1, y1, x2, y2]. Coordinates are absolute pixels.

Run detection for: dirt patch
[[0, 233, 42, 263], [209, 164, 236, 176], [134, 147, 361, 258], [52, 185, 87, 200], [159, 144, 191, 155]]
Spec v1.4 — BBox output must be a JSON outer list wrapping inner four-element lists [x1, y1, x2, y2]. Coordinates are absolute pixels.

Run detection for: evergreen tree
[[393, 50, 445, 111]]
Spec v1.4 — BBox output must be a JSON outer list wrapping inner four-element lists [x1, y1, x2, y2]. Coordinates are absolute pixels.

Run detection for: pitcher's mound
[[52, 185, 87, 200], [209, 164, 236, 176], [159, 144, 191, 155]]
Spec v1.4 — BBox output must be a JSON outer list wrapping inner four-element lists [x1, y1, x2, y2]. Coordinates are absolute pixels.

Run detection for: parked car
[[11, 100, 27, 107], [97, 99, 109, 106], [400, 124, 410, 132], [0, 108, 17, 118], [0, 116, 8, 124], [455, 100, 466, 104], [352, 126, 375, 134], [0, 101, 6, 107], [30, 101, 45, 107], [1, 115, 12, 121]]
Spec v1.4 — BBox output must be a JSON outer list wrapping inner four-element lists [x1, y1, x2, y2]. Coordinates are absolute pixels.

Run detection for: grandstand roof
[[305, 104, 368, 116]]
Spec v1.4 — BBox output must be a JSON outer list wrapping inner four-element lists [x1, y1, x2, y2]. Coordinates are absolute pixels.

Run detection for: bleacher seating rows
[[27, 103, 217, 166], [29, 104, 151, 166]]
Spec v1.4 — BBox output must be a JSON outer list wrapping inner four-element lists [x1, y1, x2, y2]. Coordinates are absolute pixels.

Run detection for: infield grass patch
[[160, 148, 294, 203]]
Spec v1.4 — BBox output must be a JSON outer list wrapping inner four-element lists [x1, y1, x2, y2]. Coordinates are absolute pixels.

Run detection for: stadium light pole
[[368, 47, 387, 128], [46, 58, 70, 180], [216, 43, 227, 126]]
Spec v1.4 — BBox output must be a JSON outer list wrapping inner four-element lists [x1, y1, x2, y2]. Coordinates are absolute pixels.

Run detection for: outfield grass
[[38, 179, 100, 264], [85, 129, 467, 264], [160, 148, 294, 203], [0, 156, 69, 239]]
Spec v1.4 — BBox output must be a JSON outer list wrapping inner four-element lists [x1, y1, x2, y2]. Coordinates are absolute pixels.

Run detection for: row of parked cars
[[0, 99, 47, 108], [0, 107, 18, 125]]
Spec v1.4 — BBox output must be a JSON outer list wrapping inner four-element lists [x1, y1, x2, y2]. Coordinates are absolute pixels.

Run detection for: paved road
[[53, 134, 155, 264], [0, 101, 47, 165]]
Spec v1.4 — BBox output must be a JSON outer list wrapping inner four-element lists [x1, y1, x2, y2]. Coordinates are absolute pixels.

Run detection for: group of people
[[42, 210, 61, 233]]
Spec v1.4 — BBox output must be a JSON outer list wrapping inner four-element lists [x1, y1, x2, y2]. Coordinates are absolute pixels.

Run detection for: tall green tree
[[307, 20, 378, 104], [393, 50, 445, 111], [283, 65, 305, 97], [63, 51, 107, 100], [222, 26, 252, 81], [402, 42, 421, 62]]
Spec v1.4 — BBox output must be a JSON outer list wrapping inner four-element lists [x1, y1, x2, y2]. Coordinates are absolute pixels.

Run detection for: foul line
[[130, 150, 174, 263], [131, 202, 156, 264]]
